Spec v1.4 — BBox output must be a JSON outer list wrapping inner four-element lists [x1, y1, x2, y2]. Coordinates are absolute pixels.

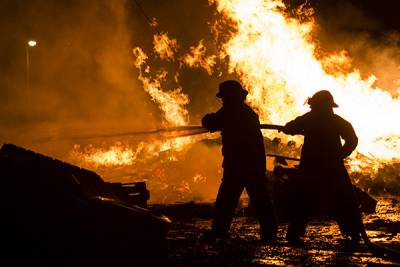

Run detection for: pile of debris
[[0, 144, 170, 266]]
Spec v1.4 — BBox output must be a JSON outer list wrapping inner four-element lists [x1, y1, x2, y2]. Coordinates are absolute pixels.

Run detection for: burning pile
[[71, 0, 400, 202]]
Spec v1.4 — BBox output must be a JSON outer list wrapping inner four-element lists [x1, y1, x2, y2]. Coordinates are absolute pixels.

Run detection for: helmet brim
[[307, 96, 339, 108]]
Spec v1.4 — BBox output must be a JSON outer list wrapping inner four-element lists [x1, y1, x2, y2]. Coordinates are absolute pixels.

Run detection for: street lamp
[[28, 40, 37, 47], [26, 40, 37, 90]]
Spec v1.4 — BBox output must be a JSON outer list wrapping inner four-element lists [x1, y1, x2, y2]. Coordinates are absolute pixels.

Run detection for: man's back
[[284, 111, 358, 168], [202, 103, 266, 175]]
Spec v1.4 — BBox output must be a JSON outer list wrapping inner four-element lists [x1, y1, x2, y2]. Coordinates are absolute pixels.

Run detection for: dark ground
[[165, 196, 400, 266]]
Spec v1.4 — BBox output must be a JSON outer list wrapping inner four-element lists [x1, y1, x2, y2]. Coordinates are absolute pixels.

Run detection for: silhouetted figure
[[202, 80, 277, 242], [282, 90, 364, 245]]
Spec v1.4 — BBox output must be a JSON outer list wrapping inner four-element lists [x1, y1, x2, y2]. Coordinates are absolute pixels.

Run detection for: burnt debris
[[105, 181, 150, 208], [0, 144, 170, 266]]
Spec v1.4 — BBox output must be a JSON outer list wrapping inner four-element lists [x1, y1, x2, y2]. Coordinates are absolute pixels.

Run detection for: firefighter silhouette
[[282, 90, 364, 245], [202, 80, 277, 242]]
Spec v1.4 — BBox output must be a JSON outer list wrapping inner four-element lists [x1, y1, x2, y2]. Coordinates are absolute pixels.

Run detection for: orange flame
[[211, 0, 400, 161], [132, 47, 189, 126], [181, 40, 217, 75], [72, 1, 400, 199], [71, 136, 200, 167], [153, 32, 179, 61]]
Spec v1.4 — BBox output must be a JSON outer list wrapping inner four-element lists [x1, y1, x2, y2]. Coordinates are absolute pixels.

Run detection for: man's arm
[[202, 109, 224, 132], [338, 117, 358, 158], [282, 115, 306, 135]]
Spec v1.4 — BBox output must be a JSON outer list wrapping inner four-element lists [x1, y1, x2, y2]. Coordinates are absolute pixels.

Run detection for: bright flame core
[[211, 0, 400, 162]]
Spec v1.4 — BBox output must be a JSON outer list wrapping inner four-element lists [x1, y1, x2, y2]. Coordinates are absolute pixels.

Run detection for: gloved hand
[[202, 113, 219, 132]]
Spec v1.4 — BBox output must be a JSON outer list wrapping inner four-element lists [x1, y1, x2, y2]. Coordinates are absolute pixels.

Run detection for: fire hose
[[106, 123, 284, 137], [359, 219, 400, 260], [39, 124, 284, 141]]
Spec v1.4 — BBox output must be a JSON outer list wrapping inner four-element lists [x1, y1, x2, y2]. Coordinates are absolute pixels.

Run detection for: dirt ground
[[165, 196, 400, 266]]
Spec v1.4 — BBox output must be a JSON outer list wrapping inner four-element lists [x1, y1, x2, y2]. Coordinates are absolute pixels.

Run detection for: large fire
[[71, 0, 400, 201], [211, 0, 400, 161]]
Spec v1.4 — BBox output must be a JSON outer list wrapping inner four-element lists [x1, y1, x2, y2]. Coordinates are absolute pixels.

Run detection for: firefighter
[[201, 80, 277, 242], [282, 90, 364, 245]]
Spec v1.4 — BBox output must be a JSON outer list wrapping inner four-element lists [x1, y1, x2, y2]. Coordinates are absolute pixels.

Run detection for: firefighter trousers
[[212, 173, 277, 239]]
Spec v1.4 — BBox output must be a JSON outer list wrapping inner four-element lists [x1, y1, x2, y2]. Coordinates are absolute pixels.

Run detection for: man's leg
[[211, 177, 244, 238], [333, 190, 364, 243], [286, 215, 307, 243], [245, 174, 277, 240], [286, 179, 308, 244]]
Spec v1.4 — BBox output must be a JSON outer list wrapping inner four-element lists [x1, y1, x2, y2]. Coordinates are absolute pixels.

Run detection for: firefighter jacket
[[202, 103, 266, 175], [283, 110, 358, 169]]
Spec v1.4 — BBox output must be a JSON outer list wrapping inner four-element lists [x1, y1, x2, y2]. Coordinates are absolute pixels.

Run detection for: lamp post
[[26, 40, 37, 90]]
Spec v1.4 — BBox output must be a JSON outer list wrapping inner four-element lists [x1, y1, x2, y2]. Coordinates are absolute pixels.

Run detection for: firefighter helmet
[[307, 90, 338, 108], [216, 80, 248, 100]]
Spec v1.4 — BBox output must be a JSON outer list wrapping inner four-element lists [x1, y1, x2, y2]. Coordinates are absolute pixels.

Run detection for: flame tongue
[[132, 46, 189, 127], [211, 0, 400, 161]]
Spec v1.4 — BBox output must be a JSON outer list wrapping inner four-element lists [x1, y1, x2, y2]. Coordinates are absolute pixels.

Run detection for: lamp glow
[[28, 40, 37, 47]]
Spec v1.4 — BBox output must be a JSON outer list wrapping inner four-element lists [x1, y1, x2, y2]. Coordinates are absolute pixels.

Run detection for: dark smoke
[[0, 0, 160, 157], [308, 0, 400, 95]]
